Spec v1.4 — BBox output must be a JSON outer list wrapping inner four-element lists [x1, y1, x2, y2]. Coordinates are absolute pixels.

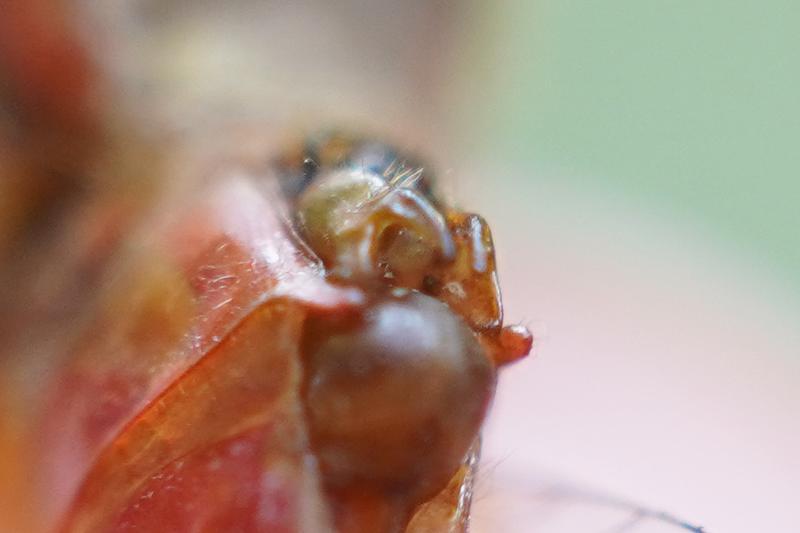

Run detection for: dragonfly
[[0, 2, 705, 532]]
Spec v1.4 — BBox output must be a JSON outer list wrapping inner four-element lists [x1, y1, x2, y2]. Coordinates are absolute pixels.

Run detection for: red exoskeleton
[[0, 3, 532, 528], [42, 132, 531, 533]]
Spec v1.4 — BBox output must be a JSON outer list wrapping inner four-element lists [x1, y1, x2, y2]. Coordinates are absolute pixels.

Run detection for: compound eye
[[303, 290, 496, 501]]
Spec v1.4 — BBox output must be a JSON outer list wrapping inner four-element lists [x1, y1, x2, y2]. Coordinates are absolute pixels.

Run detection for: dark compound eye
[[346, 139, 400, 176], [302, 290, 496, 504], [275, 132, 438, 205]]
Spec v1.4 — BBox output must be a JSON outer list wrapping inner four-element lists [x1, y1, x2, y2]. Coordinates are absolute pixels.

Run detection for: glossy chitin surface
[[0, 125, 533, 533], [0, 4, 531, 532], [38, 178, 361, 532]]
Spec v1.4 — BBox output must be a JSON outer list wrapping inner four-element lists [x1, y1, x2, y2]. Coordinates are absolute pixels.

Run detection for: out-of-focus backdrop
[[451, 3, 799, 532], [451, 0, 800, 532], [2, 1, 797, 532]]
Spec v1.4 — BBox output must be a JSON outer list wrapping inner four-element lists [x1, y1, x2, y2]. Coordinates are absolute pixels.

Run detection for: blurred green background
[[454, 1, 798, 295]]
